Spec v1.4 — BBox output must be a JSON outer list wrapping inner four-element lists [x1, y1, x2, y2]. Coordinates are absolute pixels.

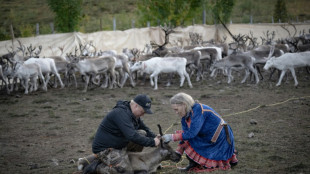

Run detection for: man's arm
[[114, 109, 156, 147]]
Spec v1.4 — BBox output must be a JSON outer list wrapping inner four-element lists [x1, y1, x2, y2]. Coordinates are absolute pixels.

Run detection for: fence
[[13, 12, 310, 37], [1, 23, 310, 57]]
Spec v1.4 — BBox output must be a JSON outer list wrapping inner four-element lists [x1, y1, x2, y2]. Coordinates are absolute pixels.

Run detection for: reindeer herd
[[0, 26, 310, 95]]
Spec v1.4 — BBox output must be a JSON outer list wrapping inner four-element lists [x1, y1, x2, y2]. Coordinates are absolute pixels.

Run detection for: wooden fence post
[[100, 18, 102, 30], [113, 17, 116, 31], [50, 22, 54, 34], [132, 19, 135, 28], [203, 9, 206, 24], [36, 23, 39, 36], [10, 24, 15, 50]]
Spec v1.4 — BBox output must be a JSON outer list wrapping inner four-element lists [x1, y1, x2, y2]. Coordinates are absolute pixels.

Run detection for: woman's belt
[[210, 119, 231, 144]]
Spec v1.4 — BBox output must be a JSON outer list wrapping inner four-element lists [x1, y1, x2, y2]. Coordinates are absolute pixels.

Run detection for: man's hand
[[154, 137, 161, 146], [162, 134, 173, 143]]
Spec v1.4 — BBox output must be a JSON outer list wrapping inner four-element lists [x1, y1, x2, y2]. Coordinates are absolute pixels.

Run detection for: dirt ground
[[0, 68, 309, 174]]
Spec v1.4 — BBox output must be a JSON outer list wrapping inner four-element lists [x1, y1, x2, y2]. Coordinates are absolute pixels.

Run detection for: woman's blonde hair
[[170, 92, 195, 112]]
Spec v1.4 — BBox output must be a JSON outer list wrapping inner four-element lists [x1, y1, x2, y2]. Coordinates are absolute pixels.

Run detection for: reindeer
[[10, 61, 47, 94], [66, 56, 117, 92], [210, 54, 259, 84], [264, 51, 310, 87], [0, 64, 10, 94]]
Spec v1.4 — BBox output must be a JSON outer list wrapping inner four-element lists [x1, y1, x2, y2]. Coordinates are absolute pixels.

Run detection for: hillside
[[0, 0, 309, 40]]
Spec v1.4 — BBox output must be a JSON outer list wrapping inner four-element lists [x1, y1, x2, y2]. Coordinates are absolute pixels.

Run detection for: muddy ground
[[0, 68, 309, 174]]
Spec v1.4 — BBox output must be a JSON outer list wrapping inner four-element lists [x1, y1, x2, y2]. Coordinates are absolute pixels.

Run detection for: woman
[[162, 92, 238, 172]]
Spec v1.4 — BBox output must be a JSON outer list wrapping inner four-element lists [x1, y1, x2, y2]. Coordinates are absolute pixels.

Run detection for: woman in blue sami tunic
[[162, 92, 238, 172]]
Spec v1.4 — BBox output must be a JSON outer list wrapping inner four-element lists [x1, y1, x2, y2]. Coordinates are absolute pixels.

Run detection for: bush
[[19, 24, 34, 37]]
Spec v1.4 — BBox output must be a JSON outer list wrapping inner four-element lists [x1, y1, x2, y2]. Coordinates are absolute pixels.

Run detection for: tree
[[211, 0, 235, 23], [47, 0, 83, 32], [137, 0, 207, 27], [274, 0, 288, 22], [137, 0, 235, 27]]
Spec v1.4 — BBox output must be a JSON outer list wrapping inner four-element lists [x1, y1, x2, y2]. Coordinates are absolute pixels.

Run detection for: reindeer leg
[[185, 71, 193, 88], [128, 72, 136, 87], [256, 65, 264, 80], [269, 68, 276, 80], [249, 66, 259, 84], [165, 73, 172, 87], [227, 68, 232, 83], [83, 75, 90, 92], [289, 68, 298, 86], [100, 73, 108, 88], [276, 70, 286, 86], [109, 70, 116, 89], [241, 69, 250, 83], [24, 79, 29, 94]]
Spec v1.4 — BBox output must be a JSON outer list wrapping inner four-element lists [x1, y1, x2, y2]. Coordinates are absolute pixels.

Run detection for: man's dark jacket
[[92, 100, 156, 154]]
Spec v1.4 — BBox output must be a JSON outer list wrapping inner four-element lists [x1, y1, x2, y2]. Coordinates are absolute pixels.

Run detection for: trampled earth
[[0, 68, 309, 174]]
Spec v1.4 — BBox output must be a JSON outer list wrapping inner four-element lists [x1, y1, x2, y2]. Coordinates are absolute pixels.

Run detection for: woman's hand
[[162, 134, 173, 143]]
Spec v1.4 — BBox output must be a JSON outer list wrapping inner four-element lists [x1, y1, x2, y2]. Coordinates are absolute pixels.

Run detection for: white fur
[[130, 57, 193, 90], [25, 58, 65, 88], [264, 51, 310, 86]]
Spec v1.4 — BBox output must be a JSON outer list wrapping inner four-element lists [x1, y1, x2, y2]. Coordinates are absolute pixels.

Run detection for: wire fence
[[2, 13, 310, 42]]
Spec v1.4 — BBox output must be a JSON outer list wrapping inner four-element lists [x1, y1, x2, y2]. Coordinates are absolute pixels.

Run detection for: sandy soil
[[0, 67, 309, 174]]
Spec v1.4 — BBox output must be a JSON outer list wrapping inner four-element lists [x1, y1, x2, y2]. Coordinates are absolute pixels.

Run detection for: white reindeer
[[130, 57, 193, 90], [25, 58, 65, 89], [263, 51, 310, 86], [11, 62, 47, 94]]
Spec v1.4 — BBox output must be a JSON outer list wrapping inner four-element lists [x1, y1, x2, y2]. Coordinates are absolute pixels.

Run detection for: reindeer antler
[[157, 124, 164, 147]]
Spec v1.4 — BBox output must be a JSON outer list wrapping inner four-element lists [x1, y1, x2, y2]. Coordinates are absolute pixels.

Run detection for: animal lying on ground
[[77, 125, 180, 174], [130, 57, 193, 90], [263, 51, 310, 86]]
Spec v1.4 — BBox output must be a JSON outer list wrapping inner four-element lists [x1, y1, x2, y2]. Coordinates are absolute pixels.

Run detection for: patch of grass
[[72, 109, 86, 113], [200, 93, 212, 99], [8, 113, 28, 117], [267, 155, 285, 161], [42, 121, 54, 124], [32, 99, 52, 104], [42, 105, 53, 109], [94, 105, 103, 109], [164, 94, 173, 98], [1, 109, 8, 112], [57, 148, 66, 154], [48, 126, 63, 130], [67, 101, 81, 105], [89, 132, 96, 142], [285, 163, 307, 172]]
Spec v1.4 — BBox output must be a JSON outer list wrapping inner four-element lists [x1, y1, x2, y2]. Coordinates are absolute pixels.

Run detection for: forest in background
[[0, 0, 309, 40]]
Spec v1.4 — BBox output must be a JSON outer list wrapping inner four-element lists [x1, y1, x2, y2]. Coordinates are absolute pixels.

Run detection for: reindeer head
[[157, 124, 181, 163]]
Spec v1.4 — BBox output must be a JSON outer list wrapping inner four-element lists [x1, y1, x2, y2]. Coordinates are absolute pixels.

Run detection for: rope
[[164, 96, 310, 133], [223, 95, 310, 117]]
